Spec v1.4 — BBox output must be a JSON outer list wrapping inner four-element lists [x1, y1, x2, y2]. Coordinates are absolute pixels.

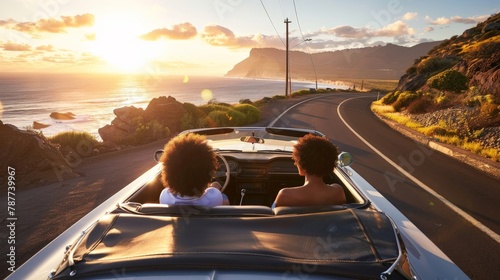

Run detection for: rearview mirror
[[154, 149, 164, 162], [240, 136, 264, 144], [338, 152, 353, 167]]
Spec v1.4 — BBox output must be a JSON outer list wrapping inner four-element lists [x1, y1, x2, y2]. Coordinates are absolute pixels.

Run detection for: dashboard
[[216, 153, 303, 205]]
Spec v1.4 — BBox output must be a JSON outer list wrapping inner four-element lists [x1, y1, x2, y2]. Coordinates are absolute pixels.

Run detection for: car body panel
[[7, 127, 469, 280]]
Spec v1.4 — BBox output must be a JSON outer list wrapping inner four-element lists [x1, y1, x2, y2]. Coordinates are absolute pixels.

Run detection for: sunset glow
[[89, 14, 159, 72], [0, 0, 498, 75]]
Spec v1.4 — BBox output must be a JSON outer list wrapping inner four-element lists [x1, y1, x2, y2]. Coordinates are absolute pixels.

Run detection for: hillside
[[376, 13, 500, 161], [397, 13, 500, 96], [225, 41, 441, 81]]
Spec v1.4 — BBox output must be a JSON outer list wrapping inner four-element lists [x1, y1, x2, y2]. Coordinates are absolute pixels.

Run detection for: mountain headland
[[225, 41, 442, 81]]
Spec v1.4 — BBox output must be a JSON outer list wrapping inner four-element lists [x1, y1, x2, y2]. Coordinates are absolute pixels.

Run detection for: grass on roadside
[[340, 79, 399, 92], [371, 102, 500, 161], [48, 131, 99, 157]]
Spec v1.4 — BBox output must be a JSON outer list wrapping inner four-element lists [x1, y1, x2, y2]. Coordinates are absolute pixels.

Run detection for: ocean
[[0, 73, 344, 139]]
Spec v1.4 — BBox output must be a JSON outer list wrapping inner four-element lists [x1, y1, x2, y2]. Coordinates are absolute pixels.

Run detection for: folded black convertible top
[[53, 208, 407, 279]]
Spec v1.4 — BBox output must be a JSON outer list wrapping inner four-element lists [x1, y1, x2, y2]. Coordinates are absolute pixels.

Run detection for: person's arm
[[209, 181, 223, 191], [208, 182, 230, 205]]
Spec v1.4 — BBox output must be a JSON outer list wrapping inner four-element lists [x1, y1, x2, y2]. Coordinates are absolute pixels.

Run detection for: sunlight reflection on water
[[0, 73, 345, 139]]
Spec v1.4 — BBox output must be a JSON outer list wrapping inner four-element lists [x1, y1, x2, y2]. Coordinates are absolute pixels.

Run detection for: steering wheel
[[214, 153, 230, 192]]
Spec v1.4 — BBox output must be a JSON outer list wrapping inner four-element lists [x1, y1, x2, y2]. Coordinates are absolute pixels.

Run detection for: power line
[[292, 0, 305, 41], [259, 0, 285, 46], [292, 0, 317, 89], [279, 0, 287, 20]]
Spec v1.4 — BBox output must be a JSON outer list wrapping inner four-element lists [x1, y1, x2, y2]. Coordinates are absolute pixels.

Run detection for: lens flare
[[201, 89, 213, 102]]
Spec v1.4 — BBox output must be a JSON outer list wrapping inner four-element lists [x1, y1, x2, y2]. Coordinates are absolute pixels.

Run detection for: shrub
[[380, 91, 399, 105], [206, 110, 245, 127], [392, 91, 418, 111], [199, 103, 232, 114], [180, 114, 196, 131], [407, 96, 432, 114], [481, 103, 499, 118], [227, 108, 247, 125], [416, 56, 459, 75], [239, 98, 253, 104], [233, 104, 260, 123], [49, 131, 98, 157], [406, 65, 417, 75], [427, 69, 468, 92], [127, 120, 170, 145], [181, 102, 207, 130], [419, 126, 448, 137], [463, 96, 481, 107]]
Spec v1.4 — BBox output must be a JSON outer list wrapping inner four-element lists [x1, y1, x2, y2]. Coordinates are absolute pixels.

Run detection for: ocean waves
[[0, 73, 342, 139]]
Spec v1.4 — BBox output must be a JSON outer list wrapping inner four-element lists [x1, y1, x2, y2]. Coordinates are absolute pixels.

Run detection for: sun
[[89, 15, 159, 73]]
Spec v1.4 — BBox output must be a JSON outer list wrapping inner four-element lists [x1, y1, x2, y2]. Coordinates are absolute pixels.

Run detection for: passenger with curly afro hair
[[159, 133, 229, 206], [273, 134, 346, 207]]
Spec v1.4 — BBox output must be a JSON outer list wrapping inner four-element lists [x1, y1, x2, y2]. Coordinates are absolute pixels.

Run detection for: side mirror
[[338, 152, 353, 167], [154, 149, 164, 162]]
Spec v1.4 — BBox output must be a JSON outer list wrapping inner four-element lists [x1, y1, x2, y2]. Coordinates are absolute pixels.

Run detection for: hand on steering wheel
[[213, 153, 230, 192]]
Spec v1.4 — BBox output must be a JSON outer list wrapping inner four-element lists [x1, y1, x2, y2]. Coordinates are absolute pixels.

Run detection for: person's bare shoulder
[[328, 183, 347, 204], [274, 186, 303, 207]]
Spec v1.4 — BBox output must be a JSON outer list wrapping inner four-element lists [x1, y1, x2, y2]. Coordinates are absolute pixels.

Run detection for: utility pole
[[284, 18, 291, 98]]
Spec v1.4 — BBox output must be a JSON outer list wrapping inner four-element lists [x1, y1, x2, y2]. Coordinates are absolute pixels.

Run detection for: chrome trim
[[380, 216, 404, 280]]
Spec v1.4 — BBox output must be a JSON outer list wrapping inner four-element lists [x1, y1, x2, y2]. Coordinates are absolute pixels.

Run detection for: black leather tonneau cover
[[54, 209, 402, 279]]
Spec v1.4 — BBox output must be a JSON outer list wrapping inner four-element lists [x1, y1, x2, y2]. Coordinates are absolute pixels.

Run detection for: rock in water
[[50, 112, 76, 120], [33, 121, 51, 129]]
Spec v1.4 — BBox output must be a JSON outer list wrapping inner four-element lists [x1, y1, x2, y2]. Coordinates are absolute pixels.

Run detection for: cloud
[[375, 21, 415, 37], [402, 12, 418, 21], [85, 33, 96, 41], [140, 22, 197, 40], [201, 25, 252, 48], [426, 15, 489, 25], [425, 26, 434, 32], [0, 19, 16, 26], [326, 25, 369, 38], [317, 20, 414, 39], [306, 38, 370, 50], [200, 25, 283, 49], [201, 25, 238, 46], [36, 14, 94, 33], [36, 44, 54, 51], [1, 41, 32, 51], [0, 14, 94, 34]]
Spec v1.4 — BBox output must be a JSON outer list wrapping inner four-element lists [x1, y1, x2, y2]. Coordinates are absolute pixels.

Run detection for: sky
[[0, 0, 498, 75]]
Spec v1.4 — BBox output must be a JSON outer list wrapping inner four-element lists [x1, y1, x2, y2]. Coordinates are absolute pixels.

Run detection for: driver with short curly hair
[[159, 133, 229, 206], [273, 134, 346, 207]]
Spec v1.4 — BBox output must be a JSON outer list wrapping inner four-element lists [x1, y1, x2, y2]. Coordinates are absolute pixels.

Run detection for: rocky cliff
[[397, 13, 500, 97], [0, 121, 79, 188], [225, 41, 441, 81], [98, 96, 186, 144]]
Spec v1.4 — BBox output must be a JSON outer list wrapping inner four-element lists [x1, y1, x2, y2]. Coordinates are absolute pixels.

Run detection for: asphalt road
[[270, 92, 500, 280]]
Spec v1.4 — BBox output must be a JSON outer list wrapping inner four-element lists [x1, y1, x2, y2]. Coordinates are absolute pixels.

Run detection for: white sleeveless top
[[159, 187, 223, 207]]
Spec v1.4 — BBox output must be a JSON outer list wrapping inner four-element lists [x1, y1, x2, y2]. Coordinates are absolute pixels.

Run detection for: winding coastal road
[[270, 92, 500, 280]]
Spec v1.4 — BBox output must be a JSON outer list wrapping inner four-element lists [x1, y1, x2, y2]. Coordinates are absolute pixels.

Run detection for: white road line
[[337, 96, 500, 244], [268, 96, 326, 127]]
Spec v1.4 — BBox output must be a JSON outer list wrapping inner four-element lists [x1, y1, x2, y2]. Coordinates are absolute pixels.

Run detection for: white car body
[[8, 127, 469, 280]]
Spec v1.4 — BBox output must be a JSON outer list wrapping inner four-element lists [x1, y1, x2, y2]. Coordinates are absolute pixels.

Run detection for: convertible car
[[8, 127, 468, 280]]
